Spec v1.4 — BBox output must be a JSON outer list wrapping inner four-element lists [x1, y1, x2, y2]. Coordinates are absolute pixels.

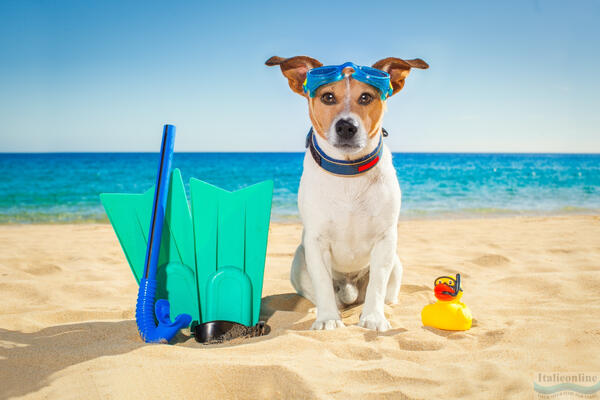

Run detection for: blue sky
[[0, 0, 598, 153]]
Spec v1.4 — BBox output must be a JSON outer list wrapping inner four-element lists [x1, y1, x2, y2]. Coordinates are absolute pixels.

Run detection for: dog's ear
[[266, 55, 323, 96], [372, 58, 429, 96]]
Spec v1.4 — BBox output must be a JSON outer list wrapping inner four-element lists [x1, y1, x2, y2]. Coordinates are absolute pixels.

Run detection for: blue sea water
[[0, 152, 599, 223]]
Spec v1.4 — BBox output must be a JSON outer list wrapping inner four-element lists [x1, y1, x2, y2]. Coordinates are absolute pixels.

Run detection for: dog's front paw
[[311, 319, 345, 330], [358, 312, 391, 332]]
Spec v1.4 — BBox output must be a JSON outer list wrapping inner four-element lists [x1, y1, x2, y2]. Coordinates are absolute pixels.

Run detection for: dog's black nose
[[335, 118, 358, 140]]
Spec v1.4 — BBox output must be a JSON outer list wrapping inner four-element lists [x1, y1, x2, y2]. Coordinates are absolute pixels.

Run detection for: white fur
[[291, 130, 403, 332]]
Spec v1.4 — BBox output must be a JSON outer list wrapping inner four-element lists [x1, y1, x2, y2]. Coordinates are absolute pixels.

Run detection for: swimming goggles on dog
[[303, 62, 393, 100]]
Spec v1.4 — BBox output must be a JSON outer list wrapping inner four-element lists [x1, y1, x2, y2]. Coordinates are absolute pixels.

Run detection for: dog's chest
[[298, 149, 400, 270]]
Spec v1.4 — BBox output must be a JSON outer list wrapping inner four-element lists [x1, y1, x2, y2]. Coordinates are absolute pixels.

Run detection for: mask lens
[[434, 276, 459, 296]]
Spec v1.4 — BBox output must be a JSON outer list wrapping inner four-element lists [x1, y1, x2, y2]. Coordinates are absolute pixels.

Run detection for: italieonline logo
[[534, 372, 600, 399]]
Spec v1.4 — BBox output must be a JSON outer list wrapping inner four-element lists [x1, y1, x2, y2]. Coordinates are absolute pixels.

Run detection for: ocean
[[1, 152, 599, 223]]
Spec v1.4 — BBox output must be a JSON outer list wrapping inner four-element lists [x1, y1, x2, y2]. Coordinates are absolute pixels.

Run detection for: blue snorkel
[[303, 62, 393, 100], [135, 125, 192, 343]]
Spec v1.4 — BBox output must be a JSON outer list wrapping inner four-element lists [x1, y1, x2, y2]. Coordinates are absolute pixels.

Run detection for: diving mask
[[434, 274, 462, 298]]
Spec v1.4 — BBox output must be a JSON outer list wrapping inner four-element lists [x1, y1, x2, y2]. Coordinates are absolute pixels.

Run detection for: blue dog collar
[[305, 128, 384, 176], [303, 62, 393, 100]]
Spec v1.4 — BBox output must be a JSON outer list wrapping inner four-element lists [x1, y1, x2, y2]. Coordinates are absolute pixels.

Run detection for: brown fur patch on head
[[349, 80, 386, 138], [265, 55, 322, 96], [308, 78, 385, 139], [372, 57, 429, 96]]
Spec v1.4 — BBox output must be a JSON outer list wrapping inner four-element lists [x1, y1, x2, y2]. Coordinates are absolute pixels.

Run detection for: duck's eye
[[448, 281, 454, 286], [358, 92, 373, 105], [437, 280, 442, 285], [321, 92, 336, 105]]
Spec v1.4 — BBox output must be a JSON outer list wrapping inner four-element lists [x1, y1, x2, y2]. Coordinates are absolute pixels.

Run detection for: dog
[[266, 56, 428, 331]]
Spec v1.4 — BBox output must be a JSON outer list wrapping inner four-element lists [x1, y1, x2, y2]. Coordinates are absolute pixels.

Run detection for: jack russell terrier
[[266, 56, 428, 331]]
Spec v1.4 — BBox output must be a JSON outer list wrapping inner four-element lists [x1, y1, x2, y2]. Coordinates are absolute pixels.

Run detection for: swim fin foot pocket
[[192, 320, 268, 344]]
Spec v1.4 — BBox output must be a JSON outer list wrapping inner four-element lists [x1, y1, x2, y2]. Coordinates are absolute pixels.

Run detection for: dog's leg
[[290, 243, 316, 304], [304, 234, 344, 330], [358, 228, 397, 331], [355, 270, 369, 305], [385, 255, 403, 305]]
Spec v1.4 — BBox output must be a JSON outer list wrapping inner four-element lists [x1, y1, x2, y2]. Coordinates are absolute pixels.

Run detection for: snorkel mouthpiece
[[303, 62, 393, 100]]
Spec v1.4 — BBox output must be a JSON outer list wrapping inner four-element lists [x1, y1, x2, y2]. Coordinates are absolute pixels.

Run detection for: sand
[[1, 216, 599, 399]]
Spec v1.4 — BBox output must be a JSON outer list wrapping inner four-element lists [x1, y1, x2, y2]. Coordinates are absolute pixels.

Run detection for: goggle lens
[[309, 66, 338, 76], [359, 66, 389, 78]]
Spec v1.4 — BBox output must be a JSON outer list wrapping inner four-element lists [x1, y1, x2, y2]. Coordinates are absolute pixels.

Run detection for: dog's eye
[[320, 92, 336, 105], [358, 93, 373, 105]]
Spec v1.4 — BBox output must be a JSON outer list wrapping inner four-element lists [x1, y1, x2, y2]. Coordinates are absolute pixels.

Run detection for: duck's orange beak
[[434, 283, 455, 301]]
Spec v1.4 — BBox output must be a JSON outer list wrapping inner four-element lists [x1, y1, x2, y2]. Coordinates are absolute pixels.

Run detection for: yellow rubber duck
[[421, 273, 472, 331]]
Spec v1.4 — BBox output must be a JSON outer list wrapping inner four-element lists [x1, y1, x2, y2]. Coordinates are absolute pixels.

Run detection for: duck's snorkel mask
[[303, 62, 393, 100], [433, 274, 463, 301]]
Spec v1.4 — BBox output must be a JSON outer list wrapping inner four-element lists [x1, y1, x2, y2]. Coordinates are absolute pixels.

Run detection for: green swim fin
[[100, 169, 200, 325], [190, 179, 273, 326]]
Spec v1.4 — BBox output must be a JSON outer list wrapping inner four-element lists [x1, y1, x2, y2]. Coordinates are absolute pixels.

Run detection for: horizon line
[[1, 151, 600, 156]]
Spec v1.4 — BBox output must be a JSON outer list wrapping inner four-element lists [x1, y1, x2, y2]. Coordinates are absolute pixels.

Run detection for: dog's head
[[266, 56, 428, 155]]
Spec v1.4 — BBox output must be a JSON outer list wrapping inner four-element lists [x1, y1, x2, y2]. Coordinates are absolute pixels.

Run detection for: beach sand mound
[[1, 216, 599, 399]]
